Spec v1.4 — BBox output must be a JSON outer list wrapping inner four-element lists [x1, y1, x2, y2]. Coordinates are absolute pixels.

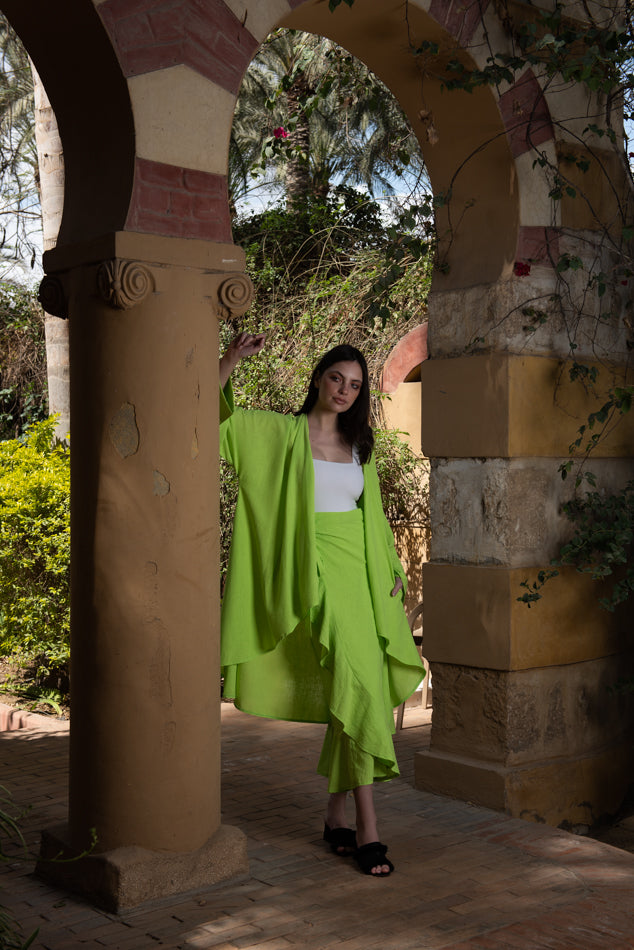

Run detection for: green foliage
[[552, 386, 634, 613], [0, 281, 47, 440], [233, 191, 433, 327], [233, 187, 388, 302], [374, 427, 430, 527], [520, 385, 634, 610], [0, 15, 40, 278], [560, 386, 634, 485], [557, 483, 634, 612], [437, 4, 628, 96], [0, 417, 70, 692], [366, 202, 434, 325], [517, 569, 560, 607], [231, 28, 427, 208]]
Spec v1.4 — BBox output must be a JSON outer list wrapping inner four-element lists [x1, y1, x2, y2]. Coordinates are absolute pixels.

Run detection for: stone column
[[415, 285, 634, 829], [36, 232, 251, 910]]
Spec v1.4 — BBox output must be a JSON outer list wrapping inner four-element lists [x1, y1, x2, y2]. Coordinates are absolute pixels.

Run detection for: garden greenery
[[0, 416, 70, 695], [0, 281, 47, 440]]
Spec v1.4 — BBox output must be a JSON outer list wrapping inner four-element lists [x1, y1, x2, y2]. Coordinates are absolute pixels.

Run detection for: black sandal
[[323, 823, 357, 856], [354, 841, 394, 876]]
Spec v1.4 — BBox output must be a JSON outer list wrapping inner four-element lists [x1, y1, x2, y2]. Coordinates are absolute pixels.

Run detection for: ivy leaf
[[556, 253, 583, 273], [559, 460, 573, 480]]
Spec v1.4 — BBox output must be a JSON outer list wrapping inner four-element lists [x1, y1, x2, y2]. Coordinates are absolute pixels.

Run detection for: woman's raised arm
[[219, 332, 266, 389]]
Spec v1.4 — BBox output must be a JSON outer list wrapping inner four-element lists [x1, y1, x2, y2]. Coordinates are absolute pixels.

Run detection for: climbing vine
[[322, 0, 634, 610], [393, 0, 634, 608]]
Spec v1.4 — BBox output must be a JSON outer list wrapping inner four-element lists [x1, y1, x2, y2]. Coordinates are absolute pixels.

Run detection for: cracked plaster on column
[[109, 403, 140, 458], [430, 456, 634, 566], [153, 471, 170, 496]]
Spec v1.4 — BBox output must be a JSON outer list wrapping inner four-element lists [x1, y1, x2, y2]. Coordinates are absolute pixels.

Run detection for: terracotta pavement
[[2, 700, 634, 949]]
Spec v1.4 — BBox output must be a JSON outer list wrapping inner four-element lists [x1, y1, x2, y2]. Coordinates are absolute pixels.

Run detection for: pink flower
[[514, 261, 531, 277], [273, 127, 288, 139]]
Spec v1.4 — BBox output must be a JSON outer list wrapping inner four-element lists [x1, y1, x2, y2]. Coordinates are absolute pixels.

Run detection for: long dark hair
[[297, 345, 374, 464]]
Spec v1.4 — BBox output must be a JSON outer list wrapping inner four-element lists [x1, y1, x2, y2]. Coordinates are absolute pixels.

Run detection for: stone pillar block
[[417, 351, 634, 828], [37, 823, 248, 913], [417, 564, 634, 827]]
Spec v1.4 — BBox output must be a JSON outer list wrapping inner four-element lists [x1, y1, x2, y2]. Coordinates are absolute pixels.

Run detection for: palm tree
[[230, 29, 427, 210], [0, 14, 68, 440], [0, 14, 39, 280], [32, 62, 68, 442]]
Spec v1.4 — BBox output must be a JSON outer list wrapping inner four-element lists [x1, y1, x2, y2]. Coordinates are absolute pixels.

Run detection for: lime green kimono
[[219, 381, 424, 736]]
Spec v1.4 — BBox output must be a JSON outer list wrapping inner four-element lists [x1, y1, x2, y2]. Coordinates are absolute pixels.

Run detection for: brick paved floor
[[2, 701, 634, 949]]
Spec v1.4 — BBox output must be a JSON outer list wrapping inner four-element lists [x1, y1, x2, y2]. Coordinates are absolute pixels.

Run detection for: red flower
[[273, 127, 288, 139], [514, 261, 531, 277]]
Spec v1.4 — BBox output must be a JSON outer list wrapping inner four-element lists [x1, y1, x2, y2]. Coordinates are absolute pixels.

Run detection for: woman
[[219, 332, 424, 877]]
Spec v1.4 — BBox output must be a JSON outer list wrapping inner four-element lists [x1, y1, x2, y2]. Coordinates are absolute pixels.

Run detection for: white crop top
[[313, 452, 364, 512]]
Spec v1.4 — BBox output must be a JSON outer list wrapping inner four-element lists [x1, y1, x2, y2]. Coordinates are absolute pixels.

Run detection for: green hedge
[[0, 417, 70, 685]]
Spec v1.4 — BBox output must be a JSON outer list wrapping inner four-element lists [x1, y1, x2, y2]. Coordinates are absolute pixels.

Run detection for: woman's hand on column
[[219, 332, 266, 388], [390, 576, 404, 598]]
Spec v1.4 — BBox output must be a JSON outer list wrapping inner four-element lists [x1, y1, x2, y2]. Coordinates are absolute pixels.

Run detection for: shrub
[[374, 427, 429, 529], [557, 481, 634, 612], [0, 417, 70, 691], [233, 186, 388, 305], [0, 282, 48, 440]]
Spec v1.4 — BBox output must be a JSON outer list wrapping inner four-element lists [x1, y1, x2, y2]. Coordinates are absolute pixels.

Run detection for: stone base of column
[[415, 743, 634, 831], [36, 823, 249, 912]]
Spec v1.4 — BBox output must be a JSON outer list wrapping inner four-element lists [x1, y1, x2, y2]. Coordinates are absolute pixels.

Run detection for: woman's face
[[314, 360, 363, 414]]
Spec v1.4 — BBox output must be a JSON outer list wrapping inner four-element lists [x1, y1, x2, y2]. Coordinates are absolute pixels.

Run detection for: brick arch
[[10, 0, 558, 277], [1, 0, 135, 247], [96, 0, 261, 242], [4, 0, 560, 275], [381, 324, 429, 394]]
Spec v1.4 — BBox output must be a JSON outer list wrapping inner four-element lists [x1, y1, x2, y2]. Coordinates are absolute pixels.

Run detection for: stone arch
[[1, 0, 135, 246], [1, 0, 630, 912], [381, 325, 429, 393], [282, 0, 521, 290]]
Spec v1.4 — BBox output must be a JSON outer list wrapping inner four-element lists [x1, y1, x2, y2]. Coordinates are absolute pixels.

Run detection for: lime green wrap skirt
[[222, 508, 421, 793]]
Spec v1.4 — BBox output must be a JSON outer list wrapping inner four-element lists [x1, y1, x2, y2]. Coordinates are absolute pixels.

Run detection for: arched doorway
[[1, 0, 631, 909]]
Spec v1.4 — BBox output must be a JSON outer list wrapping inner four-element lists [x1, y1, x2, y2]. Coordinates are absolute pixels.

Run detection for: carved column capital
[[216, 273, 254, 319], [38, 275, 69, 319], [97, 259, 154, 310]]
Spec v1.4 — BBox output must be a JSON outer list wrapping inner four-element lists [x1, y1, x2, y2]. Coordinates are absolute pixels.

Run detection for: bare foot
[[355, 841, 393, 876]]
